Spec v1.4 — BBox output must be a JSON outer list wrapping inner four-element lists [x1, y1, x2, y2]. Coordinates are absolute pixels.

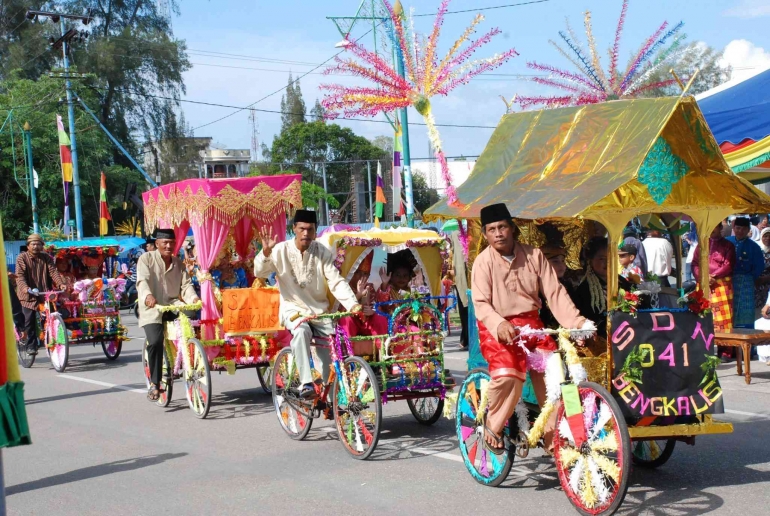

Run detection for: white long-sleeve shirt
[[642, 237, 674, 277], [253, 239, 358, 320]]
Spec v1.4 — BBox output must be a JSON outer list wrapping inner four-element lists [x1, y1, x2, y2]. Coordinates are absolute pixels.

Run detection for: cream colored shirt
[[471, 242, 586, 339], [253, 239, 359, 320], [136, 250, 198, 327]]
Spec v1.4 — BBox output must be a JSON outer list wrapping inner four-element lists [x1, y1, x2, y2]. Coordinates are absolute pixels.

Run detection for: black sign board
[[610, 310, 724, 418]]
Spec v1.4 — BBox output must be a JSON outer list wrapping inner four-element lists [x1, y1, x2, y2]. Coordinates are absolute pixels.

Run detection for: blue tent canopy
[[699, 68, 770, 145]]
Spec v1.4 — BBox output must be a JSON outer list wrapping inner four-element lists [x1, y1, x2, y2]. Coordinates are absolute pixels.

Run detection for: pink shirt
[[691, 238, 736, 280], [471, 242, 586, 339]]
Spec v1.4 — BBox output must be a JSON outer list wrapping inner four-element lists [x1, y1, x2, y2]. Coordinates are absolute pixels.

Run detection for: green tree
[[310, 99, 325, 122], [646, 43, 731, 97], [0, 73, 142, 239], [280, 74, 306, 132], [0, 1, 59, 80], [270, 120, 388, 209], [69, 0, 190, 146], [370, 135, 393, 155], [411, 172, 439, 215]]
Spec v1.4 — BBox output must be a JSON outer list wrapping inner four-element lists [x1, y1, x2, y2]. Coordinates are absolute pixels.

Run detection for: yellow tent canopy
[[425, 96, 770, 229], [424, 96, 770, 300], [319, 226, 448, 299]]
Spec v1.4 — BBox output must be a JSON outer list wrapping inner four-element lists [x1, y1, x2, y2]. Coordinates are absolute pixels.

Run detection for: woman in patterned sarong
[[692, 223, 736, 333]]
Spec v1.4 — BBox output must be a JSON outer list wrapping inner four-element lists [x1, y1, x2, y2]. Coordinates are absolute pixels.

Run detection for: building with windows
[[142, 137, 251, 183]]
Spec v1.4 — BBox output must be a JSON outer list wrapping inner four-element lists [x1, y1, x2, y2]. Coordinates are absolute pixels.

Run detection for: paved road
[[6, 311, 770, 515]]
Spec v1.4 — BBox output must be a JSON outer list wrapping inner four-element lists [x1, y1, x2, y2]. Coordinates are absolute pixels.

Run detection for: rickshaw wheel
[[407, 394, 444, 425], [101, 340, 122, 360], [257, 363, 272, 394], [272, 348, 313, 440], [46, 313, 69, 373], [184, 338, 212, 419], [142, 340, 173, 407], [632, 439, 675, 469], [456, 368, 513, 487], [333, 356, 382, 460], [553, 381, 631, 516], [16, 327, 35, 368]]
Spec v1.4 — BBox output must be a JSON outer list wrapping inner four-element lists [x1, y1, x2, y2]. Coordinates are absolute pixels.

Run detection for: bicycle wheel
[[553, 381, 632, 516], [333, 356, 382, 460], [184, 338, 212, 419], [46, 314, 69, 373], [272, 348, 313, 440], [142, 340, 173, 407], [16, 327, 35, 369], [257, 363, 272, 394], [456, 368, 514, 487], [632, 439, 675, 469], [407, 394, 444, 426], [101, 339, 122, 360]]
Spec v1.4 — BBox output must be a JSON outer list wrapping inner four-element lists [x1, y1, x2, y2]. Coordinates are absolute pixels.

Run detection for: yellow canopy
[[319, 227, 447, 297], [424, 96, 770, 226], [424, 96, 770, 304]]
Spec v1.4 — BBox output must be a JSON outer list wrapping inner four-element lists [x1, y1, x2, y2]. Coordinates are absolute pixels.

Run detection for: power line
[[412, 0, 550, 16], [190, 23, 385, 132], [84, 85, 499, 129]]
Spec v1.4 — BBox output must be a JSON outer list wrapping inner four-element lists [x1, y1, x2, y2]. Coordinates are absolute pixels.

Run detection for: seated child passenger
[[377, 249, 419, 311], [338, 253, 388, 356]]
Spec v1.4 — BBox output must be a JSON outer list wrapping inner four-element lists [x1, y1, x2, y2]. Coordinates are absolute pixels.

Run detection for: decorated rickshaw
[[424, 96, 770, 514], [16, 239, 128, 372], [140, 175, 301, 418], [270, 226, 456, 459]]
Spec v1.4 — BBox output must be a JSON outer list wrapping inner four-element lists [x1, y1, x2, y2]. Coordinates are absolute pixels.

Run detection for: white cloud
[[723, 0, 770, 19], [720, 39, 770, 82]]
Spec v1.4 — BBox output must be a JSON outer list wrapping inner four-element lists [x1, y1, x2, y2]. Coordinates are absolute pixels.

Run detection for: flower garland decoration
[[334, 236, 382, 270], [678, 289, 711, 316], [320, 0, 517, 207], [516, 0, 685, 109]]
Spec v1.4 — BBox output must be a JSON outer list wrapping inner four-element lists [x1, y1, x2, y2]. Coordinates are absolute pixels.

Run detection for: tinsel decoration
[[320, 0, 517, 207], [516, 0, 684, 109], [589, 403, 613, 441], [559, 446, 582, 469], [566, 457, 583, 495], [442, 391, 458, 419], [527, 400, 555, 447], [590, 429, 618, 453], [587, 457, 611, 505], [475, 378, 490, 424], [581, 462, 599, 508], [515, 399, 531, 435], [591, 451, 621, 483], [559, 415, 575, 444]]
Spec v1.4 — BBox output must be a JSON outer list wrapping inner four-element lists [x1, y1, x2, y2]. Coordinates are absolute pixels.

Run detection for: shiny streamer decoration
[[320, 0, 517, 207], [517, 0, 683, 109]]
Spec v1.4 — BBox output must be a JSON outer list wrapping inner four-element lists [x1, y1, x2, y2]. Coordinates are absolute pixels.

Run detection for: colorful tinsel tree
[[320, 0, 517, 207], [517, 0, 686, 109]]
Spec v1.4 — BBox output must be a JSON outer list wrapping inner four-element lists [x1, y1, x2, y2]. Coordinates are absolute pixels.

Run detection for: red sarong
[[478, 311, 556, 381]]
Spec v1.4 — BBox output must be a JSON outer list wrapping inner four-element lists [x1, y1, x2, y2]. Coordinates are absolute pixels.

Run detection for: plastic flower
[[321, 0, 517, 206], [516, 0, 685, 109]]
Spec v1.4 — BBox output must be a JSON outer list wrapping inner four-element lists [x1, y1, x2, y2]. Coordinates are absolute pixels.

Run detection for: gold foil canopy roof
[[425, 97, 770, 222]]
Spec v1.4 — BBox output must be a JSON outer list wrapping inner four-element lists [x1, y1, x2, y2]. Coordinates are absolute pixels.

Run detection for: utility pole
[[328, 1, 415, 226], [392, 1, 414, 227], [22, 122, 40, 234], [27, 9, 92, 238]]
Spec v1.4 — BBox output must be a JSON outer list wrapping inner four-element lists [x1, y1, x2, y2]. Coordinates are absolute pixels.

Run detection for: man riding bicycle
[[15, 233, 68, 355], [253, 210, 362, 399], [136, 228, 200, 401], [471, 204, 594, 453]]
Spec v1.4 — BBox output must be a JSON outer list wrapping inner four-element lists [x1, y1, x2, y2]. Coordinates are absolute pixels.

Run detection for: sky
[[170, 0, 770, 163]]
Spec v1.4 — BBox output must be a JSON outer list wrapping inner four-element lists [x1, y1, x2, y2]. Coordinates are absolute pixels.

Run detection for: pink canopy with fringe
[[142, 175, 302, 339]]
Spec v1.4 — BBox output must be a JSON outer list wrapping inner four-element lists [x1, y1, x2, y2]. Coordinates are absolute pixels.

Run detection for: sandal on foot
[[147, 384, 160, 401], [483, 425, 506, 455]]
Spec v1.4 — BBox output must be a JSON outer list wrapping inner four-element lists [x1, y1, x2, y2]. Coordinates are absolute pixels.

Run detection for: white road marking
[[58, 374, 146, 394]]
